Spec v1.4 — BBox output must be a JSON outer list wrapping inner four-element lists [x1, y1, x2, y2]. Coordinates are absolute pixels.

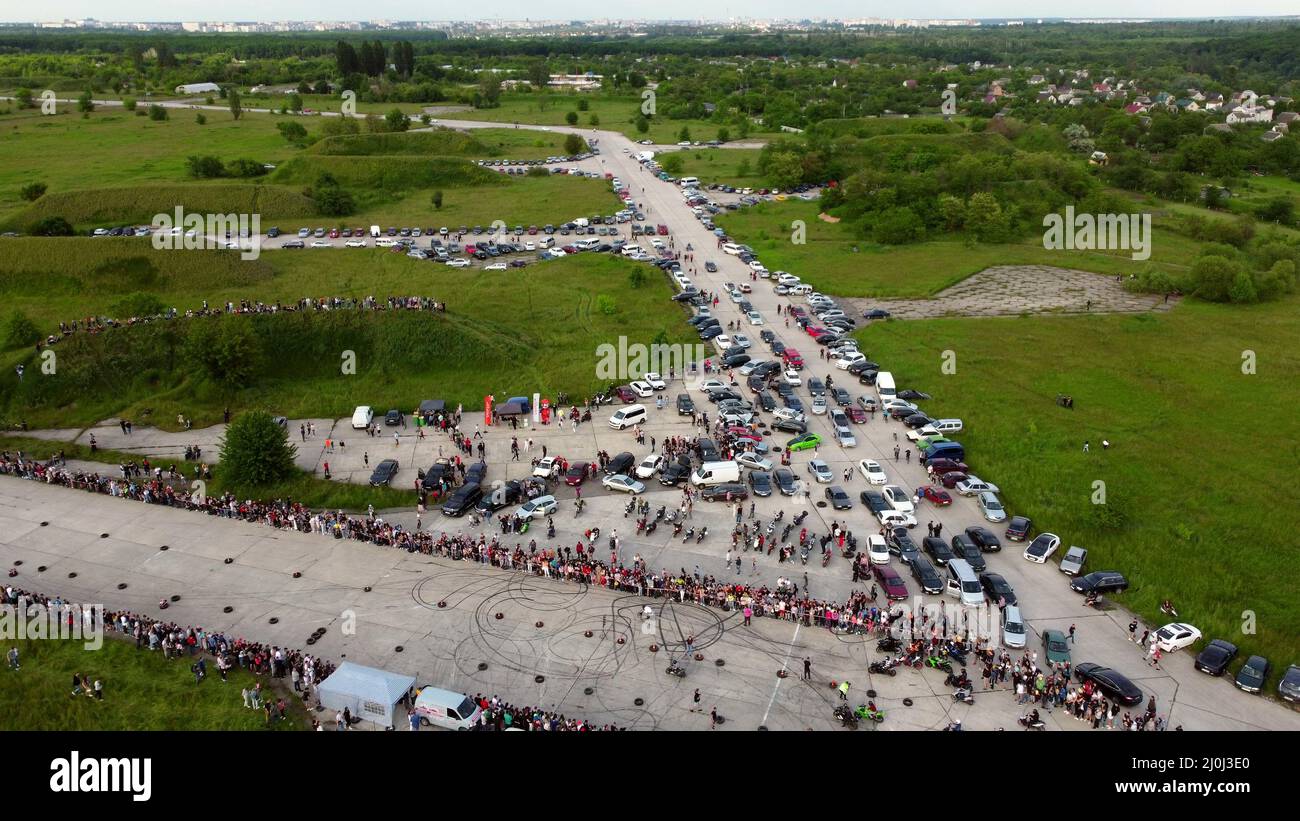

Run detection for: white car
[[1151, 623, 1202, 652], [747, 312, 764, 325], [857, 459, 888, 485], [515, 495, 558, 521], [484, 262, 508, 271], [629, 380, 655, 398], [739, 283, 753, 293], [955, 476, 1000, 497], [344, 239, 368, 247], [635, 454, 665, 479], [310, 240, 332, 248], [524, 241, 536, 251], [876, 509, 917, 529], [722, 242, 744, 255], [834, 352, 865, 370], [698, 378, 728, 393], [782, 369, 802, 387], [867, 534, 891, 565], [810, 396, 828, 415], [643, 373, 666, 390], [601, 474, 645, 494], [736, 452, 773, 472], [772, 407, 806, 424], [882, 485, 914, 514], [351, 406, 373, 429], [1022, 533, 1062, 563], [445, 258, 471, 268], [906, 425, 941, 442], [807, 460, 833, 483], [712, 334, 733, 351], [532, 457, 559, 479], [882, 398, 918, 414]]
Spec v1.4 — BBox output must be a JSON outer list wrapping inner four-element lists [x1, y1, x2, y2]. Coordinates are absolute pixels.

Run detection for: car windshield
[[1006, 621, 1024, 635], [1049, 639, 1068, 653], [985, 498, 1002, 510]]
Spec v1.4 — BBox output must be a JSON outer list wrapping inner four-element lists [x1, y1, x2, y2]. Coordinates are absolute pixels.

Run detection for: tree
[[186, 155, 225, 178], [588, 114, 600, 127], [218, 411, 298, 487], [563, 133, 584, 155], [577, 99, 589, 112], [565, 111, 579, 126], [14, 87, 33, 109], [1258, 195, 1295, 225], [717, 127, 730, 143], [871, 206, 925, 245], [679, 126, 691, 142], [432, 190, 443, 209], [1228, 271, 1258, 304], [527, 61, 549, 89], [195, 113, 207, 125], [1188, 255, 1240, 302], [77, 90, 94, 113], [336, 41, 360, 76], [660, 153, 684, 174], [635, 115, 649, 134], [148, 104, 168, 121], [277, 121, 308, 144], [29, 216, 74, 236], [19, 182, 47, 202], [3, 310, 40, 350], [288, 93, 303, 113], [184, 319, 260, 392], [385, 108, 410, 132], [228, 87, 242, 121]]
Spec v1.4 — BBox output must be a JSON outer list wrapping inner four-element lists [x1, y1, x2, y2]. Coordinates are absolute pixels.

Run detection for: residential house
[[1276, 111, 1299, 125], [902, 79, 918, 89], [1226, 106, 1274, 125], [1124, 102, 1147, 115], [1028, 74, 1045, 85], [1174, 99, 1200, 112], [1261, 130, 1284, 143]]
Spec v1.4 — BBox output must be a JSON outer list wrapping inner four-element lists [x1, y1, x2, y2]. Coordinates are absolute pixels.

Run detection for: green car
[[915, 435, 951, 451], [1042, 629, 1071, 665], [786, 433, 822, 452]]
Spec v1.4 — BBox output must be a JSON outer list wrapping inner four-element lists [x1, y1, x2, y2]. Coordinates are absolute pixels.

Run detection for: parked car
[[978, 572, 1017, 606], [1282, 665, 1300, 702], [635, 454, 665, 479], [866, 534, 890, 565], [977, 492, 1007, 522], [773, 468, 799, 496], [1022, 533, 1062, 563], [923, 536, 954, 566], [1151, 623, 1202, 652], [950, 535, 986, 572], [700, 482, 748, 502], [964, 526, 1002, 552], [857, 459, 887, 485], [606, 452, 636, 476], [601, 474, 645, 494], [1070, 570, 1128, 595], [1004, 516, 1032, 542], [368, 459, 399, 486], [1074, 663, 1143, 706], [565, 462, 591, 486], [1194, 640, 1238, 676], [909, 556, 944, 594], [920, 485, 952, 506], [807, 460, 833, 483], [1058, 546, 1088, 575], [824, 485, 852, 510], [1234, 655, 1271, 694]]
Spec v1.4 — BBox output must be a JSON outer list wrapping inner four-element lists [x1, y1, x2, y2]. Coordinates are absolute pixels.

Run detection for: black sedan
[[772, 418, 807, 434], [863, 309, 891, 320], [749, 471, 773, 497], [705, 261, 717, 272], [824, 486, 852, 510], [676, 394, 695, 415], [1075, 663, 1143, 706], [1234, 655, 1270, 694], [923, 536, 954, 566], [659, 457, 693, 486], [965, 526, 1002, 552], [978, 572, 1017, 606], [384, 409, 403, 426], [950, 535, 986, 572], [859, 490, 889, 514], [368, 459, 400, 486], [1194, 640, 1238, 676], [700, 483, 748, 502], [606, 452, 635, 475], [773, 468, 799, 496]]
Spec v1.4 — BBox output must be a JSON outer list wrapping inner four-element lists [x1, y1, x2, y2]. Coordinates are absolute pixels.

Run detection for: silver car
[[807, 460, 833, 483], [515, 495, 558, 520], [1059, 546, 1088, 575], [978, 492, 1007, 522]]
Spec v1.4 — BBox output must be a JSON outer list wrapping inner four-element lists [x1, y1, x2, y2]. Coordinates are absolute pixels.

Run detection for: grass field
[[0, 636, 308, 730], [855, 295, 1300, 666], [0, 244, 696, 430], [716, 199, 1206, 298], [663, 148, 765, 187]]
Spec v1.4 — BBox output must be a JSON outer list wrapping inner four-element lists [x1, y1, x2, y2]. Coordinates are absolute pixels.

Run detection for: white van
[[690, 460, 741, 486], [1002, 604, 1026, 649], [369, 225, 381, 238], [932, 418, 963, 434], [412, 686, 482, 730], [609, 404, 647, 430], [351, 405, 373, 429], [574, 237, 600, 251], [679, 176, 700, 188], [944, 559, 983, 607], [538, 236, 554, 249], [875, 371, 897, 404]]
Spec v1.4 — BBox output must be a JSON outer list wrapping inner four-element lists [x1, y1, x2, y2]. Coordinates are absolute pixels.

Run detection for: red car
[[806, 326, 828, 338], [921, 485, 953, 506], [872, 564, 909, 601], [657, 224, 669, 236], [782, 349, 804, 369], [788, 306, 807, 318], [845, 406, 867, 424], [926, 458, 969, 477], [938, 471, 969, 490], [565, 462, 590, 486], [615, 385, 637, 403], [328, 228, 340, 239]]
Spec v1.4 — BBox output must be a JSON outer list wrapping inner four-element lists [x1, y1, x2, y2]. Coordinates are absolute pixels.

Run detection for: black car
[[770, 340, 786, 356], [859, 490, 889, 515], [1234, 655, 1271, 694], [465, 461, 488, 486], [672, 290, 700, 302], [898, 389, 931, 401], [1194, 640, 1239, 676], [687, 314, 714, 326], [910, 556, 944, 594], [858, 370, 879, 385], [1282, 665, 1300, 702], [773, 468, 799, 496], [747, 375, 766, 393], [833, 387, 852, 406], [1070, 571, 1129, 595], [748, 471, 773, 497], [660, 457, 693, 486], [922, 536, 954, 566], [475, 480, 524, 514], [950, 535, 986, 572], [705, 261, 717, 272], [700, 326, 724, 340], [1074, 663, 1143, 706], [420, 461, 452, 490], [384, 409, 403, 426], [721, 353, 750, 369], [707, 388, 742, 404], [441, 482, 483, 516], [606, 452, 635, 476], [978, 572, 1017, 606], [887, 528, 919, 564], [1004, 516, 1032, 542], [846, 359, 877, 375], [806, 377, 825, 396], [903, 414, 933, 429], [752, 361, 782, 378], [759, 329, 775, 343], [281, 240, 305, 249], [676, 394, 695, 415], [756, 391, 776, 411], [700, 483, 748, 502], [772, 418, 806, 434], [824, 486, 851, 510], [266, 227, 281, 238], [862, 309, 891, 320], [368, 459, 400, 486], [696, 438, 720, 462], [965, 526, 1002, 552]]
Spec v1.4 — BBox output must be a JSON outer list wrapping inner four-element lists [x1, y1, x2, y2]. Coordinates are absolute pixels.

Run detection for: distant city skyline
[[4, 2, 1300, 25]]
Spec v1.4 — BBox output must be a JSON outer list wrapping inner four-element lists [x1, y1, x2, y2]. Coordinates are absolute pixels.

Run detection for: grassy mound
[[0, 184, 316, 231], [271, 155, 503, 192], [309, 128, 493, 156]]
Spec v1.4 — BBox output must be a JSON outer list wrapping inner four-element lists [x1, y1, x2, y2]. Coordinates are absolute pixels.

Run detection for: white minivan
[[1002, 604, 1026, 649], [945, 559, 983, 607], [412, 686, 482, 730], [609, 404, 647, 430], [690, 460, 741, 486], [351, 406, 373, 429], [875, 371, 897, 404]]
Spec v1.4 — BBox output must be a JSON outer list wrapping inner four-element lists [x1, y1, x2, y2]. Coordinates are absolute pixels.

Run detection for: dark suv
[[441, 483, 483, 516], [1070, 571, 1129, 595]]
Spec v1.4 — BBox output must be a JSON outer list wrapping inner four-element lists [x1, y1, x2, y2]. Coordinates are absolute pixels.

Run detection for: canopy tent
[[418, 399, 445, 414], [495, 401, 527, 417], [317, 662, 416, 729]]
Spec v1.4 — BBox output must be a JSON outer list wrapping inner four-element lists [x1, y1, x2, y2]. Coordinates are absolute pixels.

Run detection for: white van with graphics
[[690, 460, 741, 486], [412, 687, 482, 730]]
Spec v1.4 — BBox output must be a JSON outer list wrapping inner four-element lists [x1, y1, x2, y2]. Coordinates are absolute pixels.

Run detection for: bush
[[186, 155, 225, 179], [20, 182, 47, 202], [432, 190, 443, 209], [110, 292, 167, 318], [595, 295, 616, 315], [563, 133, 585, 155], [148, 104, 168, 121], [195, 113, 207, 125], [184, 318, 261, 391], [565, 111, 579, 126], [122, 97, 136, 111], [3, 310, 41, 350], [29, 216, 74, 236], [225, 159, 268, 178], [218, 410, 298, 486]]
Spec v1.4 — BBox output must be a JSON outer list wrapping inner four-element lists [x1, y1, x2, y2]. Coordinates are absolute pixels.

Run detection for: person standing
[[1067, 623, 1077, 644], [691, 688, 702, 712], [803, 657, 811, 680], [710, 706, 718, 730]]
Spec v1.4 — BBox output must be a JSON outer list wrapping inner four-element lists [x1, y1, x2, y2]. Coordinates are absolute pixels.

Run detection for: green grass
[[1, 184, 317, 232], [662, 148, 765, 186], [855, 296, 1300, 667], [716, 199, 1206, 298], [0, 246, 696, 431], [0, 637, 308, 730]]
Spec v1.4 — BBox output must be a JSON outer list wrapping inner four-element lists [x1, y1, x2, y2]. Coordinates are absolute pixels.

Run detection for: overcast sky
[[6, 2, 1300, 22]]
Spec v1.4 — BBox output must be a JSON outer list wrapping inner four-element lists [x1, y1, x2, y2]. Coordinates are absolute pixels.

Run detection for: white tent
[[174, 82, 221, 95], [317, 662, 416, 729]]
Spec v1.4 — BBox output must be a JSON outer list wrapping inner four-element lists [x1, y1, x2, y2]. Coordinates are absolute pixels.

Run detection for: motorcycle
[[624, 499, 636, 517], [636, 518, 647, 535], [800, 546, 810, 565], [953, 688, 975, 705], [665, 660, 686, 679], [518, 519, 530, 534], [854, 704, 885, 723], [765, 519, 776, 537], [944, 670, 971, 689], [655, 505, 666, 521], [833, 704, 859, 730], [672, 521, 684, 537], [925, 657, 953, 674], [868, 659, 898, 677], [695, 527, 707, 544], [1018, 714, 1046, 731], [943, 644, 968, 666], [793, 510, 808, 525], [821, 549, 830, 568], [774, 510, 785, 523], [682, 527, 695, 543], [781, 524, 793, 543], [468, 513, 482, 527], [876, 637, 901, 653], [645, 520, 657, 536]]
